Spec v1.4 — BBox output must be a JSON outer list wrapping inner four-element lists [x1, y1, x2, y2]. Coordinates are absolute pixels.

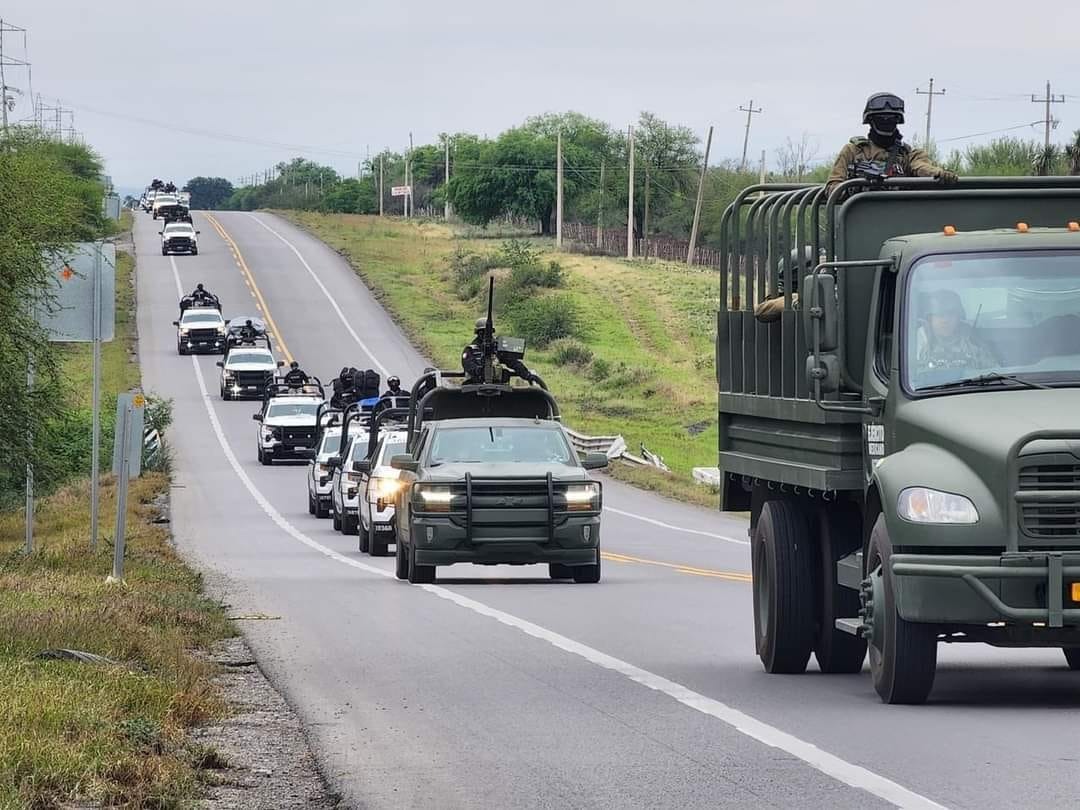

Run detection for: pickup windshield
[[267, 402, 319, 419], [429, 426, 574, 465], [181, 312, 222, 324], [227, 352, 271, 365], [905, 250, 1080, 392]]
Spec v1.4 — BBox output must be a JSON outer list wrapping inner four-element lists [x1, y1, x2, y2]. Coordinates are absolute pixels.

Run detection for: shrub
[[506, 294, 582, 347], [497, 239, 542, 269], [449, 248, 501, 298], [509, 259, 562, 290], [549, 339, 593, 367], [587, 358, 612, 381]]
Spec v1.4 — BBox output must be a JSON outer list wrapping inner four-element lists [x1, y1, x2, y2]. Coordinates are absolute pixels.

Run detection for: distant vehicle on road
[[308, 411, 367, 519], [328, 422, 371, 535], [216, 342, 279, 400], [357, 426, 408, 556], [159, 221, 199, 255], [151, 193, 178, 219], [173, 307, 225, 355]]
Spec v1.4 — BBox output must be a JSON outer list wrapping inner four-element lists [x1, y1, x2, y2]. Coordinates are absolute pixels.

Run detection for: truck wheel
[[161, 247, 168, 256], [259, 448, 272, 466], [752, 499, 815, 674], [358, 520, 369, 552], [315, 498, 329, 519], [343, 514, 358, 536], [866, 514, 938, 704], [572, 552, 602, 583], [1064, 649, 1080, 670], [308, 491, 316, 515], [408, 543, 436, 584], [221, 387, 232, 401], [332, 508, 341, 532], [191, 246, 198, 255], [814, 506, 867, 674], [549, 563, 573, 580], [395, 539, 409, 580], [369, 525, 388, 557]]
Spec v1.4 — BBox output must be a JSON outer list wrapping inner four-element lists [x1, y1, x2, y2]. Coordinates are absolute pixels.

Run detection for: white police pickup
[[173, 307, 226, 355], [254, 393, 322, 465], [329, 431, 371, 535], [160, 221, 199, 255], [307, 421, 367, 519], [217, 346, 279, 400], [356, 430, 408, 556]]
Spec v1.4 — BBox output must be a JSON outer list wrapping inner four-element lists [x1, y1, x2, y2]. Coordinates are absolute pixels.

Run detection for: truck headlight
[[562, 482, 600, 512], [415, 485, 454, 513], [368, 476, 403, 502], [178, 327, 190, 335], [897, 487, 979, 524]]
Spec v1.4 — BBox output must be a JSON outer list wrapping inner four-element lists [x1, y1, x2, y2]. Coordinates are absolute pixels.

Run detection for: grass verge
[[0, 237, 232, 808], [278, 213, 720, 506]]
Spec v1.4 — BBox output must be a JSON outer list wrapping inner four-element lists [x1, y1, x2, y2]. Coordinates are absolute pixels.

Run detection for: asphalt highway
[[134, 211, 1080, 809]]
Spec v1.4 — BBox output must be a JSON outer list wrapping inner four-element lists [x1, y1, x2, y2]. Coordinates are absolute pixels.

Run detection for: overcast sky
[[6, 0, 1080, 194]]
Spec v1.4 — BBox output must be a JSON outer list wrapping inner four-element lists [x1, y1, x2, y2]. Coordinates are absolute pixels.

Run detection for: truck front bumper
[[891, 552, 1080, 628], [409, 515, 601, 567]]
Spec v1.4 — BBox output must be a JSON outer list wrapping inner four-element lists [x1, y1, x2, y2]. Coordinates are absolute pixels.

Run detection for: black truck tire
[[1064, 648, 1080, 670], [814, 506, 867, 674], [572, 552, 602, 583], [358, 520, 369, 552], [549, 563, 572, 580], [752, 499, 815, 674], [308, 491, 316, 515], [395, 538, 409, 580], [315, 498, 329, 519], [343, 513, 358, 536], [369, 524, 388, 557], [867, 514, 938, 704], [332, 508, 341, 532], [408, 543, 436, 584]]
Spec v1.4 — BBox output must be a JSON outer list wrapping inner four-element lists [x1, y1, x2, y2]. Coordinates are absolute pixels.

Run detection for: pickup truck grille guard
[[892, 430, 1080, 628], [417, 473, 600, 545]]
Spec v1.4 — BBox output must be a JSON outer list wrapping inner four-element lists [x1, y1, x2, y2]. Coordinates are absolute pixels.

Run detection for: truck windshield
[[267, 402, 319, 419], [905, 250, 1080, 392], [429, 426, 574, 465]]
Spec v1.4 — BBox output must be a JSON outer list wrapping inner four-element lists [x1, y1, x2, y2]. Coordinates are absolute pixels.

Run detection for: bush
[[550, 339, 593, 367], [509, 259, 562, 290], [497, 239, 542, 269], [506, 294, 582, 347], [449, 248, 502, 299], [587, 358, 612, 381]]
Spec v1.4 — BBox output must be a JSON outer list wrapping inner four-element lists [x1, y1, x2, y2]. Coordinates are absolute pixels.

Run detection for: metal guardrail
[[563, 427, 672, 472]]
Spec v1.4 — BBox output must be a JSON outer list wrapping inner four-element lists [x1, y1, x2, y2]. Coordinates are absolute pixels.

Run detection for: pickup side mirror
[[252, 413, 262, 422], [196, 230, 201, 234], [326, 456, 342, 469], [158, 231, 164, 235], [802, 273, 838, 352], [390, 454, 419, 472], [581, 452, 609, 470], [277, 361, 285, 368], [352, 459, 371, 474], [215, 361, 224, 368], [172, 320, 179, 327]]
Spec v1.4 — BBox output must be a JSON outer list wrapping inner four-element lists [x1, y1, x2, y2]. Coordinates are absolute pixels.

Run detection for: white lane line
[[240, 212, 747, 547], [605, 506, 749, 546], [241, 213, 390, 377], [165, 273, 944, 810]]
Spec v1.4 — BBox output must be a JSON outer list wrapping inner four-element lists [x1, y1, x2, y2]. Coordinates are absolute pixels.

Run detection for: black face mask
[[868, 114, 900, 140]]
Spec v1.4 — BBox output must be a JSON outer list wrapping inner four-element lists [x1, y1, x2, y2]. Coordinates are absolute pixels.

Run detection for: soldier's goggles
[[866, 94, 904, 113]]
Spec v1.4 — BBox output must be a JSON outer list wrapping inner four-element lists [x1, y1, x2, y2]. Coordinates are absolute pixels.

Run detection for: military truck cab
[[717, 177, 1080, 703]]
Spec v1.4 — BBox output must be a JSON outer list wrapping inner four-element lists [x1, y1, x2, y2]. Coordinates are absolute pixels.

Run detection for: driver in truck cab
[[826, 92, 957, 195], [914, 289, 998, 372]]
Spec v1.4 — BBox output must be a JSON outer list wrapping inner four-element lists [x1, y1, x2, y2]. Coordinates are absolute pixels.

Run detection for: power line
[[915, 78, 946, 148], [1031, 81, 1066, 149], [937, 121, 1041, 144]]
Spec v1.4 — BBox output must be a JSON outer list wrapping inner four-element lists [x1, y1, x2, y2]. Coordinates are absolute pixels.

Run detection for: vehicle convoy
[[173, 307, 226, 355], [253, 381, 324, 465], [716, 175, 1080, 704], [308, 407, 367, 519], [328, 404, 373, 535], [388, 285, 608, 584], [354, 406, 410, 556], [160, 221, 199, 255]]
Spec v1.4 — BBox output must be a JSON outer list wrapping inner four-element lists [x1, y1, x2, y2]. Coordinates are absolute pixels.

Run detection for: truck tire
[[1064, 649, 1080, 670], [408, 543, 436, 584], [549, 563, 573, 580], [343, 513, 358, 536], [191, 246, 198, 255], [259, 448, 272, 466], [866, 515, 938, 704], [752, 499, 815, 674], [572, 551, 602, 583], [332, 508, 341, 532], [395, 538, 409, 580], [315, 498, 329, 519], [358, 520, 369, 552], [814, 506, 867, 674], [369, 525, 388, 557], [308, 491, 316, 515]]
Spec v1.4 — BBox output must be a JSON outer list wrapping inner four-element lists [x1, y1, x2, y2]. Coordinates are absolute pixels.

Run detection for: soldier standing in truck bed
[[825, 92, 957, 195]]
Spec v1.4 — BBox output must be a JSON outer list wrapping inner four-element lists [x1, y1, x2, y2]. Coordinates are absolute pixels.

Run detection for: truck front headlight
[[369, 476, 403, 502], [897, 487, 979, 524], [562, 482, 600, 512]]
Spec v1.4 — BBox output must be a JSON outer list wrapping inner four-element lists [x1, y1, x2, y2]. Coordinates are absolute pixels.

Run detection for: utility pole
[[596, 158, 605, 249], [686, 125, 713, 265], [407, 132, 414, 218], [626, 124, 635, 259], [379, 154, 384, 216], [739, 100, 763, 172], [642, 167, 650, 255], [759, 149, 766, 184], [0, 19, 31, 134], [916, 78, 946, 149], [556, 129, 563, 249], [1032, 80, 1066, 149], [444, 136, 451, 220]]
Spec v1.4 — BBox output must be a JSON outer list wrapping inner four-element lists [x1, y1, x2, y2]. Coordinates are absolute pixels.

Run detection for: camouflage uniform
[[826, 137, 944, 194], [915, 327, 997, 372]]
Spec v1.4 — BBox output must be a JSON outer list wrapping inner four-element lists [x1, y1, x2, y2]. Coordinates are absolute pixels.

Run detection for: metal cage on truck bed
[[716, 176, 1080, 506]]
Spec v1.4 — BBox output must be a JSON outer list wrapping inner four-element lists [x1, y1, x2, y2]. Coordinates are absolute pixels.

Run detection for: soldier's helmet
[[196, 283, 205, 291], [927, 289, 965, 318], [862, 92, 906, 125], [290, 360, 299, 370], [474, 318, 488, 334]]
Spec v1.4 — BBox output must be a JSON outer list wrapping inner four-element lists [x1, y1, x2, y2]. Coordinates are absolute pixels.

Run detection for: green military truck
[[716, 176, 1080, 703]]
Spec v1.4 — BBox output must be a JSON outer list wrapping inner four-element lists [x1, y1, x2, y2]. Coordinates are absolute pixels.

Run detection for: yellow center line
[[204, 213, 293, 365], [602, 551, 751, 582]]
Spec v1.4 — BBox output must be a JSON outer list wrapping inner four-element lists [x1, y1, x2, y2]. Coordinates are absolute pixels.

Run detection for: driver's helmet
[[927, 289, 965, 318], [290, 361, 299, 370], [474, 318, 488, 335]]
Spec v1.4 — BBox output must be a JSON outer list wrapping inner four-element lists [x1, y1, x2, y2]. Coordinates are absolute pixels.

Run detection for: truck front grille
[[1017, 457, 1080, 539]]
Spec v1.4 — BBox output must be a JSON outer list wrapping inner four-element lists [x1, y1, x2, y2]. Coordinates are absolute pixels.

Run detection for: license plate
[[375, 524, 393, 533]]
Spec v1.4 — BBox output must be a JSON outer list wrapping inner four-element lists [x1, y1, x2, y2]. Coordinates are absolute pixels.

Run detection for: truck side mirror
[[352, 459, 371, 474], [172, 321, 179, 327], [581, 452, 609, 470], [252, 413, 262, 422], [805, 353, 841, 394], [390, 454, 419, 472], [215, 361, 224, 368], [277, 361, 285, 368], [803, 273, 838, 352]]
